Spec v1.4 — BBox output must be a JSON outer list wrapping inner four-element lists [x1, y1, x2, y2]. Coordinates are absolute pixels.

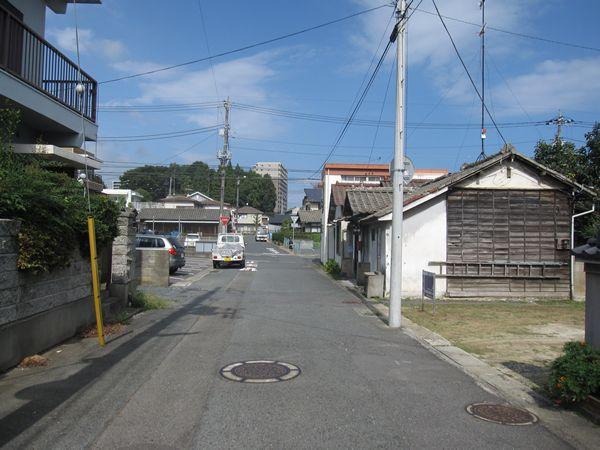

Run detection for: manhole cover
[[466, 403, 538, 425], [220, 360, 301, 383]]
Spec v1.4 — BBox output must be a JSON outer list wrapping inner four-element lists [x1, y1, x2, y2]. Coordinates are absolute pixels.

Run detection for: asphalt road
[[0, 241, 571, 449]]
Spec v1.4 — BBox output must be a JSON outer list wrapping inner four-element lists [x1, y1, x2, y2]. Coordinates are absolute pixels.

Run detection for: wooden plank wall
[[447, 189, 571, 297]]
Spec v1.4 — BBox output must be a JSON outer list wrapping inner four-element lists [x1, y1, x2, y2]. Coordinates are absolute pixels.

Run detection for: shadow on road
[[0, 287, 223, 447]]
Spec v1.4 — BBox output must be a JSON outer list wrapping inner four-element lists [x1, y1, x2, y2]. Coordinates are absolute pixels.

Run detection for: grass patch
[[131, 290, 172, 310], [402, 300, 585, 387]]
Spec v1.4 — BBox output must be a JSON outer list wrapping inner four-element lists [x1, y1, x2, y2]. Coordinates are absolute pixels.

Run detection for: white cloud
[[118, 51, 285, 138], [491, 57, 600, 116], [47, 27, 126, 60]]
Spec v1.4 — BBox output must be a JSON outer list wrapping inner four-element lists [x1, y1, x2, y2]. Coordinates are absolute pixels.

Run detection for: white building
[[102, 189, 143, 207], [1, 0, 102, 180], [252, 162, 288, 214]]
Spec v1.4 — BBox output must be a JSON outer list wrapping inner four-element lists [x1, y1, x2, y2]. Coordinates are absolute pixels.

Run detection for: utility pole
[[235, 175, 246, 209], [218, 98, 232, 234], [546, 111, 574, 145], [389, 0, 407, 329], [478, 0, 486, 161]]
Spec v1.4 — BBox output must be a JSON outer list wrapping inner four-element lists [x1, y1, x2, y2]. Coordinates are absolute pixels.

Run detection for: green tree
[[534, 139, 585, 182], [534, 125, 600, 242]]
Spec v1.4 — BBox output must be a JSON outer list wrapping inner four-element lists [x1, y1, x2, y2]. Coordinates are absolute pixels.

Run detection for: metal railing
[[0, 4, 97, 122]]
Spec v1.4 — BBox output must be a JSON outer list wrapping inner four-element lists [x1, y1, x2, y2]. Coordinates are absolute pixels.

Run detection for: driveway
[[0, 241, 573, 449]]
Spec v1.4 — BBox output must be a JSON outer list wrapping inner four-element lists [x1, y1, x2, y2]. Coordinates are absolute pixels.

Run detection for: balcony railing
[[0, 4, 97, 122]]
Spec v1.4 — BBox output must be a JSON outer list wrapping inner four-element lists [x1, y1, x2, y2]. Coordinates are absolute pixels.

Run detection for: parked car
[[136, 234, 186, 274], [184, 233, 200, 247], [212, 234, 245, 268]]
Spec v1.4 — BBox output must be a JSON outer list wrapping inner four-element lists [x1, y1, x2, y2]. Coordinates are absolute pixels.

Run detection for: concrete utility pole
[[389, 0, 407, 329], [218, 98, 232, 234], [546, 111, 574, 145]]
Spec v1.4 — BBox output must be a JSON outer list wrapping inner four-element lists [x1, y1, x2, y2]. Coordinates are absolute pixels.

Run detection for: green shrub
[[548, 341, 600, 404], [324, 259, 341, 278], [130, 290, 171, 310], [0, 107, 119, 272]]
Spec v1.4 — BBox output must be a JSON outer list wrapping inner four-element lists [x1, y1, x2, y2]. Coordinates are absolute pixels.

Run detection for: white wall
[[459, 160, 563, 190], [321, 174, 342, 263], [11, 0, 47, 36], [382, 194, 447, 298]]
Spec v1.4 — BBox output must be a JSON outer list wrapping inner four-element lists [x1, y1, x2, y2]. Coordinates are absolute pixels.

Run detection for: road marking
[[266, 248, 280, 255]]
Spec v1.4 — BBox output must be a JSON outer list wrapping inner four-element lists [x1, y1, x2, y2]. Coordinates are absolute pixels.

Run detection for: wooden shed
[[356, 148, 596, 298]]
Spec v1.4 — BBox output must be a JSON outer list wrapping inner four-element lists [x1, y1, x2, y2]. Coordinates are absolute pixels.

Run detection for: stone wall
[[0, 219, 96, 371], [110, 209, 137, 307]]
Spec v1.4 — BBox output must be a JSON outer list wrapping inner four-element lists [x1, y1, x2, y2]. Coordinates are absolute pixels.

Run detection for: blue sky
[[46, 0, 600, 206]]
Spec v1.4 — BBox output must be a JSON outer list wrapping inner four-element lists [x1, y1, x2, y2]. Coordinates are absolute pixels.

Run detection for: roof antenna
[[476, 0, 486, 162]]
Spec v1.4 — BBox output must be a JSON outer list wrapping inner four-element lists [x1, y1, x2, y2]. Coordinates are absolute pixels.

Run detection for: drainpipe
[[571, 204, 595, 299]]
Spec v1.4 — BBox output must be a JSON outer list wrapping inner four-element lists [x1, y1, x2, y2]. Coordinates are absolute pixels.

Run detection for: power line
[[99, 3, 392, 84], [97, 124, 222, 142], [312, 37, 394, 176], [430, 0, 507, 146], [367, 53, 395, 165], [413, 7, 600, 53]]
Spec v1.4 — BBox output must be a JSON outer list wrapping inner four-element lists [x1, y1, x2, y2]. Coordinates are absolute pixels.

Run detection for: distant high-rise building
[[252, 162, 288, 214], [112, 180, 122, 189]]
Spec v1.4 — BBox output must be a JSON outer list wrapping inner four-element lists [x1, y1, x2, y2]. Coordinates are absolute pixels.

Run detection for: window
[[154, 238, 165, 248], [137, 237, 153, 248]]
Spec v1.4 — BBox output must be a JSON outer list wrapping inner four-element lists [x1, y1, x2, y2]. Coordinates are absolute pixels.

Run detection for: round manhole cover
[[220, 360, 301, 383], [466, 403, 538, 425]]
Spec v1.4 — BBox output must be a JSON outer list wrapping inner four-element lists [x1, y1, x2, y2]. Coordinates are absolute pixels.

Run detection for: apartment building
[[0, 0, 101, 187], [252, 162, 288, 214]]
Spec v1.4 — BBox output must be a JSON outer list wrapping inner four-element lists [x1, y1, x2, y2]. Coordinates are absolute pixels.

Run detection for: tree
[[119, 161, 277, 211], [533, 125, 600, 242]]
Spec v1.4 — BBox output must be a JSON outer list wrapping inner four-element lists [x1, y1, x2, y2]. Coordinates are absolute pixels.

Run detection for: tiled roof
[[269, 214, 291, 225], [346, 187, 393, 215], [331, 183, 361, 206], [298, 209, 322, 224], [362, 149, 597, 222], [304, 188, 322, 203], [237, 205, 263, 214], [138, 208, 227, 222], [572, 237, 600, 262]]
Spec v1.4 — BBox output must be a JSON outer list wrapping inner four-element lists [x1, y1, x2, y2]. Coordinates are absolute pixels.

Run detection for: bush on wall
[[0, 107, 119, 272]]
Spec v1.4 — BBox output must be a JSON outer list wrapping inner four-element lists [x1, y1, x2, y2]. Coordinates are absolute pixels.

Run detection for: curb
[[326, 271, 600, 449]]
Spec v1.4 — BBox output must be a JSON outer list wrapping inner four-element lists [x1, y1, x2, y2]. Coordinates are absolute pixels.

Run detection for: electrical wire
[[430, 0, 507, 146], [99, 3, 392, 84], [367, 54, 395, 165], [412, 7, 600, 53], [98, 124, 222, 142]]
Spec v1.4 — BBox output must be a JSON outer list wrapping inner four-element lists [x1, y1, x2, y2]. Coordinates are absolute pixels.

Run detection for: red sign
[[220, 216, 230, 226]]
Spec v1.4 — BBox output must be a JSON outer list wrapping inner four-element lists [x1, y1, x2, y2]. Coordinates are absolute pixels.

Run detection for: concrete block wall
[[0, 219, 96, 371], [134, 249, 169, 287]]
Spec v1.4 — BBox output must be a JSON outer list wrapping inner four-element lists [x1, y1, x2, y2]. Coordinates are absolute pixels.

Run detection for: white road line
[[266, 248, 280, 255]]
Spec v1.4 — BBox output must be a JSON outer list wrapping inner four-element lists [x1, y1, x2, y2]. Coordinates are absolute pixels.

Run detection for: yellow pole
[[87, 216, 105, 346]]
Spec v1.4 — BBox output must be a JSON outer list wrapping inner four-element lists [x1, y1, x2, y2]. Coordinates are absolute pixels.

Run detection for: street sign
[[391, 156, 415, 185], [220, 216, 229, 226], [422, 270, 435, 298], [291, 215, 299, 224], [422, 270, 436, 313]]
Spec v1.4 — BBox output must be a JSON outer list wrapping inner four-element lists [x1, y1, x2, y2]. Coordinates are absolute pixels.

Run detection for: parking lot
[[169, 249, 212, 285]]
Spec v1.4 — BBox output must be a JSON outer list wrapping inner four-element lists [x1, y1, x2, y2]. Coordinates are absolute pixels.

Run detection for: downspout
[[571, 204, 595, 300]]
